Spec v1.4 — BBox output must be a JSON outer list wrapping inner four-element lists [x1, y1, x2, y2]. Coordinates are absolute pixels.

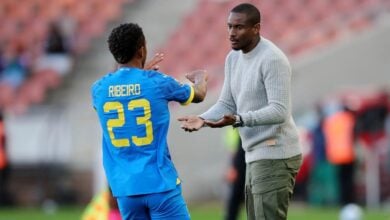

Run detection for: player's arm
[[186, 70, 208, 103]]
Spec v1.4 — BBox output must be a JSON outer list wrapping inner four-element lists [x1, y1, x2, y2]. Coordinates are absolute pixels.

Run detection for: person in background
[[36, 22, 73, 76], [0, 44, 29, 89], [386, 99, 390, 171], [178, 3, 302, 220], [323, 105, 356, 205], [0, 111, 12, 206], [223, 128, 245, 220]]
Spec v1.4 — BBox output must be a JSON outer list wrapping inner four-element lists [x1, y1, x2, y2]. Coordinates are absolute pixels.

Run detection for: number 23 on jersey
[[103, 98, 153, 147]]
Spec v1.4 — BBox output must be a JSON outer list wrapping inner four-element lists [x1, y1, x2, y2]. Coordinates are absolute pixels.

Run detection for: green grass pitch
[[0, 203, 389, 220]]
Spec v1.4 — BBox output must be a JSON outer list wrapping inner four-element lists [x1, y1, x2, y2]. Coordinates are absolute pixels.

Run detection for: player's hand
[[177, 115, 205, 132], [145, 53, 164, 70], [205, 114, 235, 128], [185, 69, 208, 83]]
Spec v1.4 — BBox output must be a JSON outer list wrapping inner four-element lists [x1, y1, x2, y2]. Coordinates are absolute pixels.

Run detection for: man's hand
[[205, 114, 236, 128], [185, 69, 208, 83], [177, 115, 205, 132], [145, 53, 164, 70]]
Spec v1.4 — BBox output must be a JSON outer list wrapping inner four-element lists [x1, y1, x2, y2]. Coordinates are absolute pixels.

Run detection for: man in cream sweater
[[178, 3, 302, 220]]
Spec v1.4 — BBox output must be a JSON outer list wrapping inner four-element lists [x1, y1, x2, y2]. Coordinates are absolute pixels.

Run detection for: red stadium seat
[[2, 0, 385, 112], [0, 0, 133, 112], [0, 83, 16, 109]]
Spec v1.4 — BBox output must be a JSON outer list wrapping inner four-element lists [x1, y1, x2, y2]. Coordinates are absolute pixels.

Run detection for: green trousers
[[245, 154, 302, 220]]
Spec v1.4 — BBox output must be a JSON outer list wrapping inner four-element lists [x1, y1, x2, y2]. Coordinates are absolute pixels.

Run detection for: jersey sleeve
[[91, 83, 97, 110], [158, 73, 194, 105], [90, 80, 101, 110]]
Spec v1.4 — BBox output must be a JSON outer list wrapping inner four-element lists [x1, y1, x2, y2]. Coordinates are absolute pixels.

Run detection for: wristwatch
[[233, 114, 243, 128]]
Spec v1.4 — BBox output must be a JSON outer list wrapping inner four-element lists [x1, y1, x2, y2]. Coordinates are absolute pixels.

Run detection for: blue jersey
[[91, 67, 194, 197]]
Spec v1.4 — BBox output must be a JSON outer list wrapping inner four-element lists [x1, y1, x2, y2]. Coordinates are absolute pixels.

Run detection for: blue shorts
[[116, 184, 190, 220]]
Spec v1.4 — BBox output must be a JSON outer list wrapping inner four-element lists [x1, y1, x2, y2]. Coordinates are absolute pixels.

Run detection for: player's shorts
[[116, 184, 190, 220]]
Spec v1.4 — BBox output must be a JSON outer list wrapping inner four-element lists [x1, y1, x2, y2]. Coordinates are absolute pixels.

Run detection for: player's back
[[91, 67, 192, 197]]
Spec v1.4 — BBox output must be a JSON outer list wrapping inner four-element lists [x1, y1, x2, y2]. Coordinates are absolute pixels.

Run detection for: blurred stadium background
[[1, 0, 390, 219]]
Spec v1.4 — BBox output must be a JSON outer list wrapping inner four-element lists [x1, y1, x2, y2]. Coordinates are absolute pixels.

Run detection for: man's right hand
[[177, 115, 205, 132]]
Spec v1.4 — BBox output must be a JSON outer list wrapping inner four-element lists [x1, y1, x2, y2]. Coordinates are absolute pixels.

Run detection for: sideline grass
[[190, 202, 390, 220], [0, 203, 389, 220], [0, 206, 83, 220]]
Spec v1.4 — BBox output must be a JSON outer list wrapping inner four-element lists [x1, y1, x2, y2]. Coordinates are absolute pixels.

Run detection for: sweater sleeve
[[241, 56, 291, 126], [200, 54, 236, 121]]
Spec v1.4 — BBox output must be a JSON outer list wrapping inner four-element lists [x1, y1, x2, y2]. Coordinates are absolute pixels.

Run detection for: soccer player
[[91, 23, 207, 220]]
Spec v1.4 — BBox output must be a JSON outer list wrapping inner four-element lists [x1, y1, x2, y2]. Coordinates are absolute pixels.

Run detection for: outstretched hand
[[204, 114, 236, 128], [145, 53, 164, 70], [177, 115, 205, 132], [185, 69, 208, 83]]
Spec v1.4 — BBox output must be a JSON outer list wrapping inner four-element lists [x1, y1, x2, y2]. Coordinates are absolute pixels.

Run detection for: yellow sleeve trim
[[180, 85, 194, 106], [176, 178, 181, 185]]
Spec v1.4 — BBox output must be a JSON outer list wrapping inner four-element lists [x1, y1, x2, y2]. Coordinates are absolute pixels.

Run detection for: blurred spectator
[[223, 128, 245, 220], [308, 106, 339, 205], [354, 97, 388, 148], [0, 50, 4, 84], [36, 23, 73, 76], [0, 44, 29, 89], [323, 106, 357, 205], [307, 90, 390, 206], [0, 50, 4, 74], [386, 106, 390, 171], [312, 106, 327, 164], [294, 127, 313, 202], [0, 111, 12, 206], [46, 23, 69, 54], [57, 13, 77, 50]]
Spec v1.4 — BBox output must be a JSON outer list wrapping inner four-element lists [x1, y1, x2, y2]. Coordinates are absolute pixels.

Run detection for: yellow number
[[103, 102, 130, 147], [103, 99, 153, 147], [129, 99, 154, 146]]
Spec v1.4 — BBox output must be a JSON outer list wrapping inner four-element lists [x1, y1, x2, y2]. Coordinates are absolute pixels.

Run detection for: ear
[[253, 23, 260, 34], [136, 46, 145, 59]]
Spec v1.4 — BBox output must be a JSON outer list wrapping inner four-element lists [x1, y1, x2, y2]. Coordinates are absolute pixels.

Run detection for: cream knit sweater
[[201, 37, 301, 162]]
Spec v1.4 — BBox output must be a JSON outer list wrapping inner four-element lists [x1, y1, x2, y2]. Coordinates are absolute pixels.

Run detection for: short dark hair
[[107, 23, 145, 64], [231, 3, 261, 25]]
